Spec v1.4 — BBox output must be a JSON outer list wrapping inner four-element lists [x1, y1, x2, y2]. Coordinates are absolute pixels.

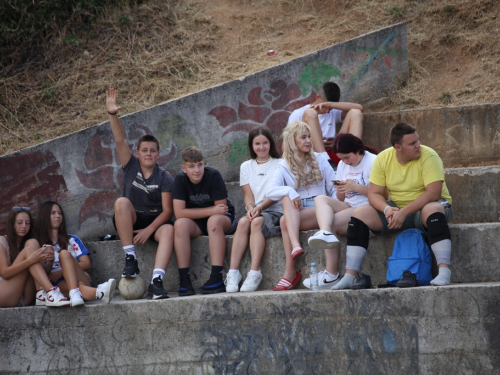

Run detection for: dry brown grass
[[1, 0, 500, 155]]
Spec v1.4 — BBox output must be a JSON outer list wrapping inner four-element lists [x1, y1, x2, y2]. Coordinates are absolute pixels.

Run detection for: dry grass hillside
[[1, 0, 499, 155]]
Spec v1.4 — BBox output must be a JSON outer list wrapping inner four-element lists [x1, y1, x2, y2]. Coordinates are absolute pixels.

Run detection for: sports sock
[[211, 266, 224, 281], [151, 269, 165, 283], [249, 269, 261, 276], [69, 288, 81, 299], [430, 267, 451, 286], [324, 270, 339, 280], [431, 239, 452, 265], [123, 245, 136, 259], [345, 245, 367, 272], [228, 269, 239, 275], [332, 273, 356, 290], [178, 268, 190, 277]]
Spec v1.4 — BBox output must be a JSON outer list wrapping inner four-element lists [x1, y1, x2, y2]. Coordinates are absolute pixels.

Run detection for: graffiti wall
[[0, 23, 408, 239]]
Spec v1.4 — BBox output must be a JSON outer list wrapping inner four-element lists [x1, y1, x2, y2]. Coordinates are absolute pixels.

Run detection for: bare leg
[[153, 223, 174, 271], [280, 215, 298, 282], [207, 215, 231, 266], [58, 251, 97, 300], [229, 217, 251, 270], [338, 109, 363, 139], [249, 217, 266, 271], [314, 196, 350, 230], [0, 249, 31, 307], [114, 197, 137, 247], [173, 218, 202, 269], [302, 108, 327, 153]]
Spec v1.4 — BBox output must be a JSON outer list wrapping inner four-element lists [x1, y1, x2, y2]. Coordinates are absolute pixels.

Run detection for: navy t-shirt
[[172, 167, 235, 215], [122, 155, 174, 214]]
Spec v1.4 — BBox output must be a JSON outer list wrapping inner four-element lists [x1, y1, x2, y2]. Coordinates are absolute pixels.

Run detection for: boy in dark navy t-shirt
[[172, 146, 237, 295]]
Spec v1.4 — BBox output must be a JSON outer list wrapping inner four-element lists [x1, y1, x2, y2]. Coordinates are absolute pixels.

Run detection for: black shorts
[[194, 212, 238, 236], [113, 212, 173, 242]]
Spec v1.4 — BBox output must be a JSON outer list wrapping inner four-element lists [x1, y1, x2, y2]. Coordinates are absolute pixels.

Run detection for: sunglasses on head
[[13, 206, 30, 211]]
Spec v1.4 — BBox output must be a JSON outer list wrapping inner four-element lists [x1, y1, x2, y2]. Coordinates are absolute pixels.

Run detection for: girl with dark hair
[[37, 201, 116, 306], [0, 207, 70, 307], [303, 133, 377, 289], [226, 127, 283, 292], [266, 121, 336, 291]]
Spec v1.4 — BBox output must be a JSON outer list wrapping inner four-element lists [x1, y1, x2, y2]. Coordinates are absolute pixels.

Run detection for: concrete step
[[86, 222, 500, 291], [226, 165, 500, 225], [364, 103, 500, 168], [1, 282, 499, 373]]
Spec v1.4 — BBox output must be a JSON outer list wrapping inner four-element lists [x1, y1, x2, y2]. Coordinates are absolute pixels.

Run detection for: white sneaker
[[45, 287, 71, 307], [70, 288, 85, 307], [307, 230, 340, 250], [36, 288, 47, 306], [225, 270, 242, 293], [97, 278, 116, 303], [303, 270, 340, 290], [240, 272, 263, 292]]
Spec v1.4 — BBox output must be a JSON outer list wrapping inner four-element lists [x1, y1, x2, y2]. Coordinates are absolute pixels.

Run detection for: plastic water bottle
[[310, 262, 319, 292]]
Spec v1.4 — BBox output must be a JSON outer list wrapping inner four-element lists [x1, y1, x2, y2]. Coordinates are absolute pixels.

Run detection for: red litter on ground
[[267, 50, 277, 56]]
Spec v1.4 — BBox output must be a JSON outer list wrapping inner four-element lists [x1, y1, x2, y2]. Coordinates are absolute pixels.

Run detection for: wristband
[[108, 111, 118, 116], [245, 202, 255, 211], [383, 205, 391, 215]]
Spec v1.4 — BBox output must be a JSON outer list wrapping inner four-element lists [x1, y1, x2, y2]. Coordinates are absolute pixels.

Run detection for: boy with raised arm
[[172, 146, 237, 295], [106, 88, 175, 300]]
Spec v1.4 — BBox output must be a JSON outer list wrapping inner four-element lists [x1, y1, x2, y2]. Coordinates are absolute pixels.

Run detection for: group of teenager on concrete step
[[0, 82, 453, 307]]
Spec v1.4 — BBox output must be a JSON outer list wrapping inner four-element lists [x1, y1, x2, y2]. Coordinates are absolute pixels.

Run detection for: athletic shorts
[[373, 198, 453, 237], [113, 212, 173, 242], [194, 212, 238, 236], [261, 210, 283, 239]]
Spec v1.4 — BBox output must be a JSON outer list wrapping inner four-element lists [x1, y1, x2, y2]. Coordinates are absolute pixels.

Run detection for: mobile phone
[[333, 180, 341, 184], [42, 244, 52, 254]]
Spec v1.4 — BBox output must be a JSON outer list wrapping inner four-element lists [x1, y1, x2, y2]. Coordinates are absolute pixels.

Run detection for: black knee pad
[[426, 212, 451, 245], [346, 217, 370, 249]]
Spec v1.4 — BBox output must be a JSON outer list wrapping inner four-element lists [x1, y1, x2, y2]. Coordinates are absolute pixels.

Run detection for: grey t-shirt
[[122, 155, 174, 214]]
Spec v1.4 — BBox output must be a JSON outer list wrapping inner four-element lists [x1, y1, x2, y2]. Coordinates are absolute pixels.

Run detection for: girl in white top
[[266, 121, 336, 291], [0, 207, 70, 307], [226, 127, 283, 293], [36, 201, 116, 307], [305, 134, 377, 289]]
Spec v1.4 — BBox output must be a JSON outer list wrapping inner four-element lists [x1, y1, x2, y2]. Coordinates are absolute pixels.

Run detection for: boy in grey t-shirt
[[106, 88, 174, 300]]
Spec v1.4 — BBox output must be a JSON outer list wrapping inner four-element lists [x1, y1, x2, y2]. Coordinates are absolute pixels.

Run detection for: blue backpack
[[386, 229, 433, 286]]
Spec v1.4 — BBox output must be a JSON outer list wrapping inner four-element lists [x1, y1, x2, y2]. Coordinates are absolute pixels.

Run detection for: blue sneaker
[[178, 275, 195, 297], [200, 275, 226, 294]]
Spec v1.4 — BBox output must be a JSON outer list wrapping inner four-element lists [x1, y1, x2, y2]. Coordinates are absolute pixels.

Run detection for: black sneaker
[[200, 275, 226, 294], [121, 254, 140, 278], [178, 275, 195, 297], [351, 273, 373, 290], [147, 276, 169, 300], [397, 270, 418, 288]]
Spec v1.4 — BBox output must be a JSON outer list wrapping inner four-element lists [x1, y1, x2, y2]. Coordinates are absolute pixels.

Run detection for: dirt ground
[[1, 0, 499, 155]]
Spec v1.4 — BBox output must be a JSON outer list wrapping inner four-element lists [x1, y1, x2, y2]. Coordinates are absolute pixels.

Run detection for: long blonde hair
[[282, 121, 323, 189]]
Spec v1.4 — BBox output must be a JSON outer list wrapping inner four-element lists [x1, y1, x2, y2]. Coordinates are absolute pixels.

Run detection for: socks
[[228, 269, 239, 275], [151, 269, 165, 283], [345, 245, 367, 272], [324, 270, 339, 280], [249, 269, 261, 276], [69, 288, 81, 299], [332, 273, 356, 290], [123, 245, 136, 259], [211, 266, 224, 281], [430, 267, 451, 286], [431, 239, 452, 266]]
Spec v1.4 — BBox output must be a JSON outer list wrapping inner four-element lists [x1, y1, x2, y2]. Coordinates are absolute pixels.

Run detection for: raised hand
[[106, 87, 122, 115]]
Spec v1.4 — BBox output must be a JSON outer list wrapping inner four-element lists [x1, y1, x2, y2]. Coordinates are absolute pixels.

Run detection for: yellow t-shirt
[[369, 145, 452, 208]]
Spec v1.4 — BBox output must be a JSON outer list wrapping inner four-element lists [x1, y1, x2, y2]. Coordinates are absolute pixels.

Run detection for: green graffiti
[[228, 138, 249, 167], [299, 61, 341, 95], [157, 114, 198, 171]]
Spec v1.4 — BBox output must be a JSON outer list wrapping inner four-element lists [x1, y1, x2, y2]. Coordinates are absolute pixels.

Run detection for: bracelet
[[245, 202, 255, 211], [108, 111, 118, 116], [383, 205, 391, 215]]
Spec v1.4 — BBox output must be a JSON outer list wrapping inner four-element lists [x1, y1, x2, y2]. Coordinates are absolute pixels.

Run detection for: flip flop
[[272, 270, 302, 291], [291, 246, 305, 260]]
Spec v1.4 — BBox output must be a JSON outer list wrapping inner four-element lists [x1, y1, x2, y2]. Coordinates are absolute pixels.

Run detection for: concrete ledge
[[364, 103, 500, 168], [1, 283, 499, 373], [86, 223, 500, 290]]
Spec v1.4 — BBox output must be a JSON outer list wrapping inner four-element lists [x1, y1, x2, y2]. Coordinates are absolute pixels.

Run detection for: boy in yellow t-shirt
[[333, 123, 453, 290]]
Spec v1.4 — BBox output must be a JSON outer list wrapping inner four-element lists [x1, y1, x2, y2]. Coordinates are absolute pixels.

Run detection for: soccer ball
[[118, 277, 147, 300]]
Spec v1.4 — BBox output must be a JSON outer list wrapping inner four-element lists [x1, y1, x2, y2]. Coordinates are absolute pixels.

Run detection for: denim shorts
[[301, 196, 316, 208]]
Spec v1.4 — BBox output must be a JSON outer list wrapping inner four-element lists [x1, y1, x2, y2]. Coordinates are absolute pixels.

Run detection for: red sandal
[[273, 271, 302, 291], [291, 246, 305, 260]]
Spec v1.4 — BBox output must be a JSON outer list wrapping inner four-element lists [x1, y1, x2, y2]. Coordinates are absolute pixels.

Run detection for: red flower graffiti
[[209, 80, 316, 137]]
